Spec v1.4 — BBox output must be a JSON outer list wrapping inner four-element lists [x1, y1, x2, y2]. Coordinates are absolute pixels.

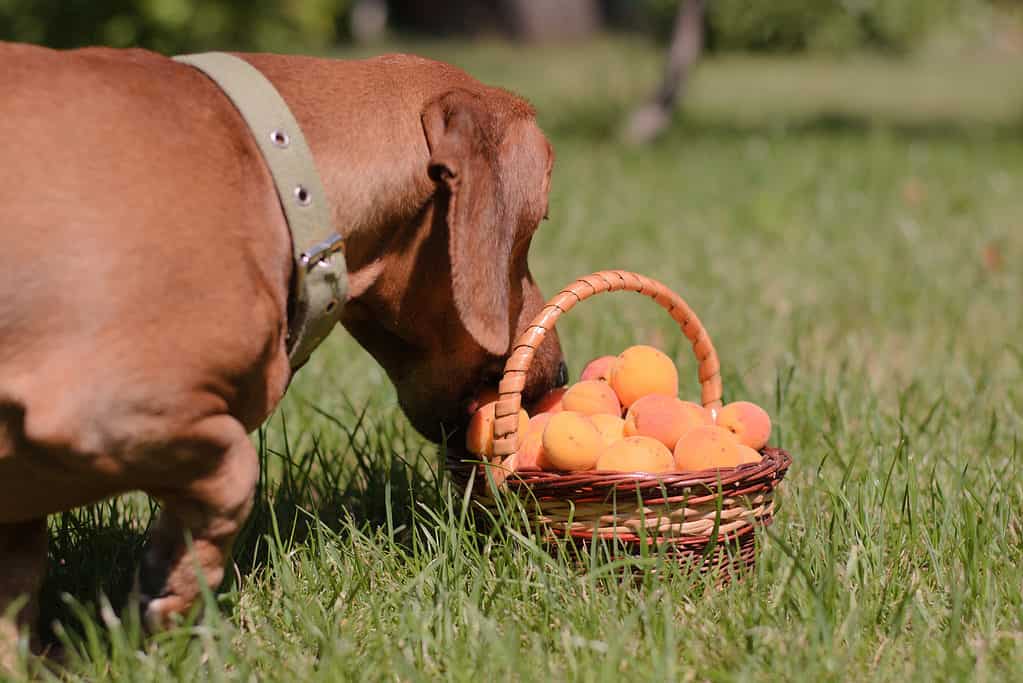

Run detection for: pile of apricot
[[466, 345, 773, 476]]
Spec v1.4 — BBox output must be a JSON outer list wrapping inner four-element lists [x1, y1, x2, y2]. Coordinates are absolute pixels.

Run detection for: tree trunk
[[622, 0, 707, 145]]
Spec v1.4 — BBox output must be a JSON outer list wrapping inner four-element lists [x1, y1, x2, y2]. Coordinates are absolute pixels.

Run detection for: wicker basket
[[447, 270, 792, 577]]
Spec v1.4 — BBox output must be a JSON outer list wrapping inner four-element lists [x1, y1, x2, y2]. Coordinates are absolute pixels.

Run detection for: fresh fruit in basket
[[466, 386, 500, 415], [673, 425, 743, 470], [608, 345, 679, 408], [588, 413, 626, 445], [561, 379, 621, 416], [516, 413, 551, 469], [529, 386, 567, 414], [716, 401, 772, 450], [737, 444, 764, 465], [623, 394, 712, 449], [579, 355, 615, 382], [541, 411, 605, 471], [467, 346, 774, 475], [595, 436, 674, 473], [465, 402, 528, 458]]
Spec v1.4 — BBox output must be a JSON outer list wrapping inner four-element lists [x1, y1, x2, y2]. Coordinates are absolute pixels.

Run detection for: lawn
[[20, 38, 1023, 681]]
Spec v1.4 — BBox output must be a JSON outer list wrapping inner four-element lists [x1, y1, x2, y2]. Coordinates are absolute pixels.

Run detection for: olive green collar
[[173, 52, 348, 371]]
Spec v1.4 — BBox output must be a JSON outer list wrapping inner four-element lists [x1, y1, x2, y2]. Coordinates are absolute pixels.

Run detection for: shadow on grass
[[36, 398, 447, 646], [232, 402, 447, 575]]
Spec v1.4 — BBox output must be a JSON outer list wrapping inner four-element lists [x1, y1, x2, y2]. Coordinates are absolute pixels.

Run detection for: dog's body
[[0, 42, 563, 656]]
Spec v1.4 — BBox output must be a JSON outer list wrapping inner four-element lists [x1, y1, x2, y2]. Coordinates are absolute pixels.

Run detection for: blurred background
[[3, 1, 1020, 143], [3, 1, 1021, 58], [2, 1, 1019, 143]]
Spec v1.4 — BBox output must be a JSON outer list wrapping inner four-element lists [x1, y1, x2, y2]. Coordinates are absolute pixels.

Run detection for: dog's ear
[[422, 89, 513, 356]]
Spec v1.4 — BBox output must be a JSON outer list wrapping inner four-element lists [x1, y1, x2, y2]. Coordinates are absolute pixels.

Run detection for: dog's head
[[340, 87, 566, 443]]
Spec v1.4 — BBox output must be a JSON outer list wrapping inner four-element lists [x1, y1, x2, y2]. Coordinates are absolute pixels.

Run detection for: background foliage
[[1, 0, 1017, 55], [0, 0, 353, 53]]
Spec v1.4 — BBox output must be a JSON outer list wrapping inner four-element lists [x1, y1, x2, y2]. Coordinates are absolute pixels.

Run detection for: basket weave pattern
[[447, 270, 791, 574]]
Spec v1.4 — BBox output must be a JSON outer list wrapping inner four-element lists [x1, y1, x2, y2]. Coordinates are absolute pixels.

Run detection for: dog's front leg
[[137, 415, 258, 631], [0, 518, 47, 672]]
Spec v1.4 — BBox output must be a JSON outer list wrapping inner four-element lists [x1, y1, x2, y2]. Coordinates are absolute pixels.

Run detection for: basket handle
[[491, 270, 723, 460]]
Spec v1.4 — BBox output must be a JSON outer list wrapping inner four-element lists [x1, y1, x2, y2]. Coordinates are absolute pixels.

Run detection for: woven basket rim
[[501, 447, 790, 491], [448, 447, 791, 508]]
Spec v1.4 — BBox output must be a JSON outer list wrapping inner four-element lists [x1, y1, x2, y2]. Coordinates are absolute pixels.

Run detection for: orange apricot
[[608, 345, 679, 408], [516, 413, 552, 469], [466, 403, 528, 458], [716, 401, 772, 450], [737, 445, 763, 465], [466, 386, 500, 416], [588, 413, 626, 445], [529, 386, 567, 414], [595, 436, 675, 473], [673, 425, 742, 471], [530, 413, 554, 431], [541, 411, 604, 471], [623, 395, 712, 449], [580, 355, 615, 382], [561, 380, 622, 417]]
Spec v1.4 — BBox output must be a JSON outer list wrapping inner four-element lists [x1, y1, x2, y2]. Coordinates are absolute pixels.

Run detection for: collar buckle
[[300, 234, 344, 272]]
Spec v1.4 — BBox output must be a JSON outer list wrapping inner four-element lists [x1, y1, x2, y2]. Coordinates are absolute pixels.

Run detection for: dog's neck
[[291, 121, 433, 304], [240, 54, 449, 305]]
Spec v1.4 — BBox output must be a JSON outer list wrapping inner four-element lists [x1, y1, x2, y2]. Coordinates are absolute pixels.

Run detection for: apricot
[[595, 436, 675, 473], [608, 345, 679, 408], [530, 386, 567, 414], [541, 411, 604, 471], [716, 401, 772, 450], [588, 413, 626, 445], [673, 425, 742, 471], [466, 403, 528, 458], [580, 355, 615, 382], [466, 387, 500, 416], [561, 380, 622, 417], [737, 445, 763, 465], [623, 395, 712, 449], [516, 413, 552, 469]]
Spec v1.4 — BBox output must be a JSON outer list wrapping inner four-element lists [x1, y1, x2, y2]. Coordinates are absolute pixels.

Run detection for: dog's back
[[0, 44, 294, 523]]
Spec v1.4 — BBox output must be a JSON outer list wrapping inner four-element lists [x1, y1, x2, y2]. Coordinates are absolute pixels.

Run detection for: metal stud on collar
[[270, 129, 290, 148]]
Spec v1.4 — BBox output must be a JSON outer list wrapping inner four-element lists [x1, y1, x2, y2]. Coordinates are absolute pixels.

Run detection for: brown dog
[[0, 42, 565, 656]]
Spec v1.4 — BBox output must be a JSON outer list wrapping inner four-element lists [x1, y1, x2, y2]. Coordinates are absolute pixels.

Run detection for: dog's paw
[[141, 594, 189, 633], [135, 566, 189, 632]]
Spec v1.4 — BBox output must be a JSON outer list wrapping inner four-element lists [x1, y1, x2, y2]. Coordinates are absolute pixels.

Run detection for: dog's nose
[[555, 360, 569, 387]]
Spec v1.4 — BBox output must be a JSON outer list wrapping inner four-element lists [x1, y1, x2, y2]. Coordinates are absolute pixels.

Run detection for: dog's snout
[[555, 360, 569, 387]]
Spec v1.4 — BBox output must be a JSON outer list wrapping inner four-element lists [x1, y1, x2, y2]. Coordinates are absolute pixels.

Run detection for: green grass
[[16, 38, 1023, 681]]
